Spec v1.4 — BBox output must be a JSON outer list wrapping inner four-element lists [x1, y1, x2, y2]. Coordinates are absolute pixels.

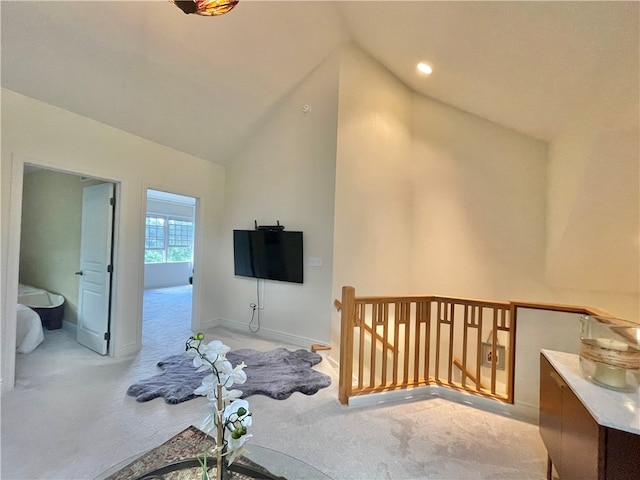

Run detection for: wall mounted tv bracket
[[254, 220, 285, 231]]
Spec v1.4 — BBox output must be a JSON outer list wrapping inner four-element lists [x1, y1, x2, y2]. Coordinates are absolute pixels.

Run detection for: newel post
[[338, 286, 356, 405]]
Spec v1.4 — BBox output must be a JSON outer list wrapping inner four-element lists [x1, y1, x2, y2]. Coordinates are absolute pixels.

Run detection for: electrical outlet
[[481, 343, 506, 370]]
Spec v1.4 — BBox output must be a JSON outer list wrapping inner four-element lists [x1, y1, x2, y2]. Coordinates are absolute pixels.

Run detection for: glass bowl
[[579, 315, 640, 392]]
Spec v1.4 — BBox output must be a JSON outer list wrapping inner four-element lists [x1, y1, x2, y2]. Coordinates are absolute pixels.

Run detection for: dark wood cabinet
[[539, 354, 640, 480], [539, 356, 566, 477]]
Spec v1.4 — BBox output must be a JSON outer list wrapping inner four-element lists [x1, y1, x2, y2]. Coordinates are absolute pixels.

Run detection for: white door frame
[[2, 154, 121, 391]]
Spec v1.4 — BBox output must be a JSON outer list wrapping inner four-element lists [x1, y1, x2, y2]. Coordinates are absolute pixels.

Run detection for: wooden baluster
[[401, 302, 411, 386], [476, 307, 484, 391], [357, 303, 365, 391], [435, 301, 442, 382], [413, 301, 423, 384], [369, 303, 377, 389], [338, 286, 355, 405], [424, 301, 432, 381], [491, 309, 498, 394], [381, 302, 389, 387], [461, 304, 470, 388], [447, 302, 455, 384]]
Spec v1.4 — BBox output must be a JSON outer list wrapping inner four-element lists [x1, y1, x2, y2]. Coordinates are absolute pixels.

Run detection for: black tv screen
[[233, 229, 303, 284]]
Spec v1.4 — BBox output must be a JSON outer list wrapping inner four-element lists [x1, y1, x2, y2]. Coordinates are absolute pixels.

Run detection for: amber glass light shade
[[172, 0, 239, 16]]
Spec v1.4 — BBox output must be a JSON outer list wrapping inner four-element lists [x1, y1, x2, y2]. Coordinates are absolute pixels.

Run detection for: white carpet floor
[[2, 286, 548, 480]]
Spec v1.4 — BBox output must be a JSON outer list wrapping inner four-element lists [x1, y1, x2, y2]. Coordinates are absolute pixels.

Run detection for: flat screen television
[[233, 229, 303, 284]]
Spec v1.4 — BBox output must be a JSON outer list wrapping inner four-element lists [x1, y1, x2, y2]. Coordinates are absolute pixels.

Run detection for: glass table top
[[241, 444, 331, 480], [96, 426, 331, 480]]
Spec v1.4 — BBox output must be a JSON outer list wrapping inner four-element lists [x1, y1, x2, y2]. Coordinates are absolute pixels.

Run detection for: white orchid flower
[[226, 434, 252, 464], [193, 373, 216, 397], [215, 360, 236, 385], [223, 399, 251, 424], [200, 408, 217, 434], [230, 362, 247, 385], [225, 389, 243, 401], [223, 399, 252, 464], [185, 347, 198, 358], [185, 335, 252, 470], [200, 340, 230, 358], [223, 399, 252, 437]]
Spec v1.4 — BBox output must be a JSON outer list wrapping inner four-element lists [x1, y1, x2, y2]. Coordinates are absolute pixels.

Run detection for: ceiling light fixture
[[171, 0, 239, 16], [417, 63, 433, 75]]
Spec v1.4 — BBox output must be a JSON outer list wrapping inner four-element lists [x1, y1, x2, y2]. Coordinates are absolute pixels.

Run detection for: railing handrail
[[350, 294, 510, 309], [510, 300, 613, 318], [337, 297, 615, 319]]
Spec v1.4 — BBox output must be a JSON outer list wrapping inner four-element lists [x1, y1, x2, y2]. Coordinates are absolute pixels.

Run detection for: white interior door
[[77, 183, 114, 355]]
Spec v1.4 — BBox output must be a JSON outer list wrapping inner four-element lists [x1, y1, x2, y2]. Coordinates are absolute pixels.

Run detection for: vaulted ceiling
[[2, 1, 638, 165]]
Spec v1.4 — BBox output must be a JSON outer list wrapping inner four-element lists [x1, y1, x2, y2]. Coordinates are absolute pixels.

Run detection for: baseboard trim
[[206, 317, 327, 350], [61, 319, 77, 336], [325, 353, 340, 371], [347, 384, 539, 424]]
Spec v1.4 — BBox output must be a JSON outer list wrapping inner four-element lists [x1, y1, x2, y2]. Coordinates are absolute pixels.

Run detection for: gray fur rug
[[127, 348, 331, 404]]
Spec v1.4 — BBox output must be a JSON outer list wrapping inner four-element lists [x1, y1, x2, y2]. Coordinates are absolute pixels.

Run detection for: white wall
[[333, 45, 413, 295], [213, 54, 340, 346], [331, 44, 548, 355], [1, 88, 225, 390], [144, 262, 192, 289], [410, 95, 548, 301], [329, 46, 637, 415], [546, 114, 639, 321], [146, 198, 195, 218], [514, 309, 583, 414], [545, 45, 639, 322], [331, 45, 413, 355], [331, 44, 638, 370]]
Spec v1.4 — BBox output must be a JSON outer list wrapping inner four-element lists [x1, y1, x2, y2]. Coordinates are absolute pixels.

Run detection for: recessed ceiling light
[[417, 62, 433, 75]]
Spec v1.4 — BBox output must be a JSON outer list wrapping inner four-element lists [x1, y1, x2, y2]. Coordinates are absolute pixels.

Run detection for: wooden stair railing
[[337, 286, 618, 406], [337, 286, 513, 404]]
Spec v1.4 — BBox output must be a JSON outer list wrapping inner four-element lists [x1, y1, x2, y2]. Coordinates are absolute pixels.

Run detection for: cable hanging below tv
[[233, 220, 303, 284]]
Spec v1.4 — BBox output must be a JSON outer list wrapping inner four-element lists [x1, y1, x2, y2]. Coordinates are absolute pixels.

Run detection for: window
[[145, 215, 193, 263], [167, 219, 193, 262]]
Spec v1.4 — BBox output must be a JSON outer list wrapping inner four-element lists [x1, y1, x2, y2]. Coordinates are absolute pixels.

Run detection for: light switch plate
[[308, 256, 322, 267]]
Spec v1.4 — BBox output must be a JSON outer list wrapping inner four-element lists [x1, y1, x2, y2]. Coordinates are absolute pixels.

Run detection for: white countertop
[[542, 349, 640, 435]]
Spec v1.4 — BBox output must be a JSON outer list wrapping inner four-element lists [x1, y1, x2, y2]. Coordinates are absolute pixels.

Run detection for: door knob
[[75, 271, 83, 276]]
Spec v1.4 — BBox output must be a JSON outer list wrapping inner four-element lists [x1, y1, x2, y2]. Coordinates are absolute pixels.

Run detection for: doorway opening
[[14, 164, 117, 384], [142, 189, 196, 345]]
